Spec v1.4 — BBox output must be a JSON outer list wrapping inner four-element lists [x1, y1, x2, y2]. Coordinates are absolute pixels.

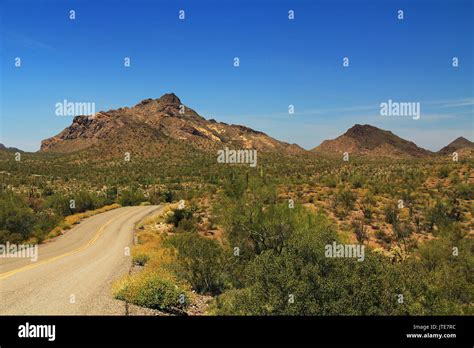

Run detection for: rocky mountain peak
[[157, 93, 181, 105], [312, 124, 432, 158], [39, 94, 305, 156], [438, 136, 474, 154]]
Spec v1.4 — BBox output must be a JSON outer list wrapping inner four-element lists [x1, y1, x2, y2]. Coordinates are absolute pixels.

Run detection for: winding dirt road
[[0, 205, 162, 315]]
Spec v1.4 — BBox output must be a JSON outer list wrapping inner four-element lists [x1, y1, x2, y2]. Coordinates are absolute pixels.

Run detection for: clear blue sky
[[1, 0, 472, 151]]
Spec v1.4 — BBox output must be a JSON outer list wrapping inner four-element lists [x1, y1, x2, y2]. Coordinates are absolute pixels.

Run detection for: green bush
[[133, 253, 150, 266], [162, 190, 174, 203], [0, 193, 36, 240], [74, 191, 96, 212], [165, 207, 196, 231], [350, 173, 364, 189], [166, 233, 230, 295], [45, 191, 106, 215], [45, 194, 72, 216], [425, 200, 455, 231], [119, 190, 146, 206], [335, 188, 357, 215], [437, 166, 450, 179], [212, 213, 405, 315], [222, 171, 247, 199], [114, 272, 189, 311], [455, 183, 474, 200], [322, 176, 337, 188]]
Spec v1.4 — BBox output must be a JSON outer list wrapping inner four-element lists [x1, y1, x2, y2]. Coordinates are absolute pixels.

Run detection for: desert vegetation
[[1, 147, 472, 315]]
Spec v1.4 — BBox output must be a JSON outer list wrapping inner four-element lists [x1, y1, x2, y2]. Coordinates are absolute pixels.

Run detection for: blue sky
[[1, 0, 472, 152]]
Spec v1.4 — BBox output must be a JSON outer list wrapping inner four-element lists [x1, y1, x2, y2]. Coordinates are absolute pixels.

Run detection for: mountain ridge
[[40, 93, 305, 156], [0, 144, 24, 153], [438, 136, 474, 155], [311, 124, 433, 158], [38, 95, 471, 159]]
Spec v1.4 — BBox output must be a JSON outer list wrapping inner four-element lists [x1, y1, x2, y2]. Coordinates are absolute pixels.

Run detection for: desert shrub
[[208, 288, 255, 315], [113, 271, 189, 312], [455, 183, 474, 200], [176, 217, 196, 232], [0, 230, 22, 244], [105, 187, 118, 202], [223, 171, 247, 199], [118, 190, 146, 206], [212, 215, 405, 315], [0, 193, 36, 240], [350, 172, 364, 189], [74, 191, 98, 212], [437, 166, 450, 179], [165, 207, 196, 232], [45, 191, 108, 216], [222, 200, 305, 257], [450, 172, 461, 185], [334, 188, 357, 215], [33, 210, 61, 241], [425, 200, 457, 231], [214, 177, 291, 257], [322, 176, 337, 188], [133, 253, 150, 266], [393, 222, 413, 251], [113, 222, 194, 312], [162, 190, 174, 203], [212, 221, 473, 315], [147, 190, 161, 204], [166, 233, 230, 295], [410, 237, 473, 314], [45, 194, 72, 216]]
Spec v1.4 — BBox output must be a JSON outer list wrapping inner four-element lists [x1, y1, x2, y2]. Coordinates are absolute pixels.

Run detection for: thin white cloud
[[422, 97, 474, 108], [211, 97, 473, 121], [3, 31, 54, 50]]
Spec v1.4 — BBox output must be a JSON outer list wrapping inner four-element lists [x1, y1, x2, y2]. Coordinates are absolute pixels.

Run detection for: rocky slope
[[311, 124, 433, 158], [0, 144, 23, 153], [438, 136, 474, 155], [40, 93, 305, 156]]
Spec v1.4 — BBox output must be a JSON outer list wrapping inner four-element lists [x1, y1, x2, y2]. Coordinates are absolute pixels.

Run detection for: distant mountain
[[0, 143, 23, 153], [40, 93, 305, 157], [311, 124, 432, 158], [438, 137, 474, 155]]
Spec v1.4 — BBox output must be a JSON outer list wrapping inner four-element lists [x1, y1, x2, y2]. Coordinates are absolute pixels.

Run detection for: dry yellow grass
[[112, 206, 194, 311]]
